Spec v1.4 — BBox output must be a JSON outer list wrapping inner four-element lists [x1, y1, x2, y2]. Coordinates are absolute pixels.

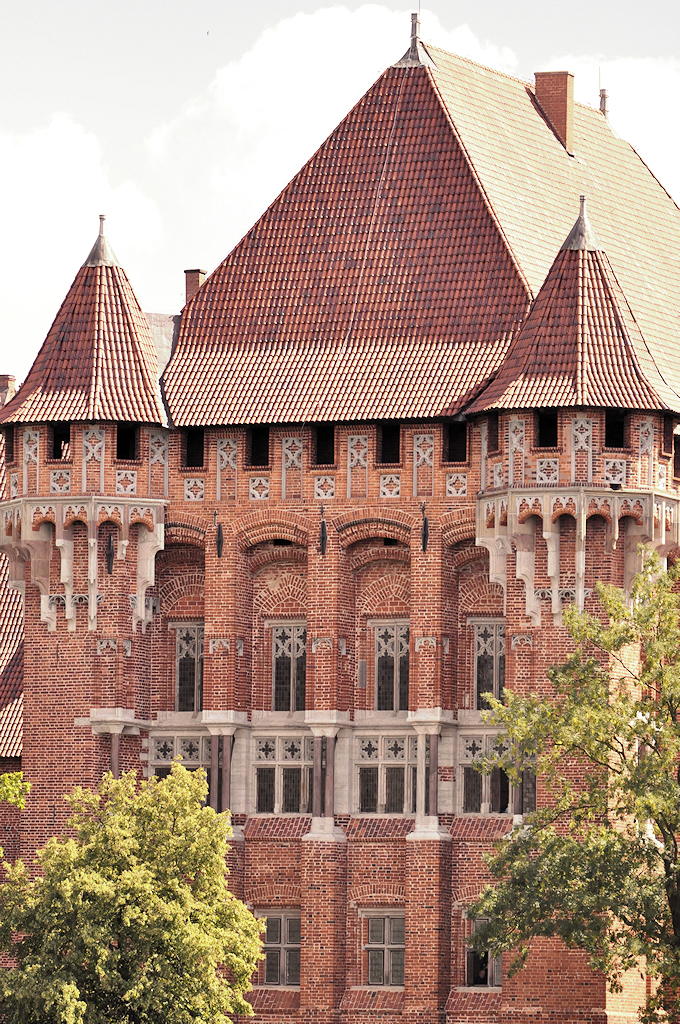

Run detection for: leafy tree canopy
[[0, 763, 262, 1024], [469, 552, 680, 1023]]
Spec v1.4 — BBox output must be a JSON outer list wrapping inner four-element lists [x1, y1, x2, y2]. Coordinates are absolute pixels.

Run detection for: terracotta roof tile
[[468, 204, 674, 411], [163, 45, 680, 423], [0, 554, 23, 759], [0, 223, 166, 426], [163, 65, 529, 424]]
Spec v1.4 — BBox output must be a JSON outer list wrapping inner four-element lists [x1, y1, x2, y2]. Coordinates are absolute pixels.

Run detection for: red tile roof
[[0, 454, 23, 759], [468, 202, 675, 411], [164, 45, 680, 424], [163, 65, 530, 425], [0, 222, 166, 426]]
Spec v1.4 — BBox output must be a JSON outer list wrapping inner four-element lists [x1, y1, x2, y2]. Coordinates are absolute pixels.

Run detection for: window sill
[[349, 986, 405, 992], [351, 812, 416, 819], [456, 985, 502, 992], [253, 985, 301, 991]]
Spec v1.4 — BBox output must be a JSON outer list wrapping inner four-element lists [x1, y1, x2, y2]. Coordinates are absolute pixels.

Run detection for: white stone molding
[[50, 468, 71, 494], [249, 476, 269, 500], [415, 636, 436, 651], [97, 639, 118, 654], [209, 638, 231, 654], [184, 478, 205, 501], [480, 421, 488, 492], [659, 464, 668, 490], [216, 438, 237, 501], [116, 470, 137, 495], [446, 472, 467, 497], [148, 429, 169, 497], [536, 458, 559, 485], [508, 417, 526, 485], [347, 434, 368, 499], [604, 459, 626, 486], [311, 636, 332, 653], [282, 437, 303, 500], [82, 427, 105, 493], [571, 418, 593, 483], [314, 475, 335, 500], [511, 634, 532, 649], [493, 463, 504, 489], [510, 522, 541, 625], [236, 639, 244, 656], [9, 473, 18, 500], [442, 637, 450, 654], [123, 640, 132, 657], [380, 473, 401, 498], [23, 429, 39, 495], [413, 433, 434, 497]]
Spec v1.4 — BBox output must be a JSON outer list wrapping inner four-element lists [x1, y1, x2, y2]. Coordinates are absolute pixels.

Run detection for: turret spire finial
[[99, 214, 106, 237], [560, 194, 602, 252]]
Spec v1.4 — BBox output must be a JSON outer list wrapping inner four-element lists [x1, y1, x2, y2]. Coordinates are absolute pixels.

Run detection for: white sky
[[1, 1, 679, 382]]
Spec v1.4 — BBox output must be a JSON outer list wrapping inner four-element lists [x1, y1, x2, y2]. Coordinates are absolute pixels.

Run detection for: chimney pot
[[0, 375, 16, 409], [534, 71, 575, 154], [184, 269, 206, 304]]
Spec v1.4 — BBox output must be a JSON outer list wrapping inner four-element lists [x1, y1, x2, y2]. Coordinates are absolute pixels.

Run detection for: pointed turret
[[0, 217, 166, 425], [467, 198, 680, 412]]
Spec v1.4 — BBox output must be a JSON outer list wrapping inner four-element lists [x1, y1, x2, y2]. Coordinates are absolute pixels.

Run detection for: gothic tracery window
[[272, 624, 307, 712], [375, 622, 409, 711]]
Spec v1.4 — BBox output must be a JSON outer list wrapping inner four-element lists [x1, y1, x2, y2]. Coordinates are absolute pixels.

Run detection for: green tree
[[469, 552, 680, 1023], [0, 763, 262, 1024], [0, 770, 30, 859]]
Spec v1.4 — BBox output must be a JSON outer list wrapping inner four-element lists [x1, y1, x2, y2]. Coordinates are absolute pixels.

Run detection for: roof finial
[[393, 10, 434, 68], [560, 194, 602, 252], [99, 214, 106, 237]]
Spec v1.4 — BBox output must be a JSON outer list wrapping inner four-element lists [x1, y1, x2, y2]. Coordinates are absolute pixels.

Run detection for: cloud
[[544, 52, 680, 205], [0, 113, 161, 380], [144, 6, 518, 285]]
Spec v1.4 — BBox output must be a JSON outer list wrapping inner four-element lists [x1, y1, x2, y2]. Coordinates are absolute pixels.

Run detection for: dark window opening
[[376, 624, 409, 712], [359, 766, 378, 813], [176, 625, 203, 712], [487, 413, 500, 453], [475, 623, 505, 710], [536, 410, 558, 448], [467, 921, 502, 987], [248, 426, 270, 466], [184, 428, 204, 468], [445, 422, 468, 462], [257, 766, 275, 813], [273, 625, 306, 712], [116, 424, 137, 461], [379, 423, 400, 464], [4, 426, 14, 464], [262, 913, 301, 986], [51, 423, 71, 461], [463, 767, 482, 813], [385, 767, 404, 813], [383, 537, 398, 547], [273, 539, 292, 547], [664, 416, 675, 455], [281, 767, 302, 813], [313, 424, 335, 465], [674, 436, 680, 480], [489, 768, 510, 813], [605, 409, 626, 448], [367, 916, 405, 987]]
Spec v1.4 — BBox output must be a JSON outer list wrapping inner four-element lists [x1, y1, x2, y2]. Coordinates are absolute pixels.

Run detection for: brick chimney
[[184, 269, 206, 304], [534, 71, 574, 154], [0, 375, 16, 409]]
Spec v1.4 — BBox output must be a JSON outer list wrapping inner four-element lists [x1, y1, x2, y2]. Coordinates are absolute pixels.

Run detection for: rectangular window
[[313, 424, 335, 465], [366, 915, 405, 986], [463, 767, 483, 813], [272, 625, 306, 712], [664, 416, 675, 456], [674, 437, 680, 481], [4, 426, 14, 464], [445, 422, 468, 462], [248, 426, 270, 467], [359, 765, 378, 812], [357, 735, 422, 815], [262, 913, 301, 986], [184, 428, 204, 468], [467, 919, 502, 987], [254, 736, 315, 814], [175, 625, 204, 712], [378, 423, 400, 464], [605, 409, 626, 448], [536, 410, 558, 448], [460, 734, 525, 817], [487, 413, 500, 454], [116, 424, 137, 461], [489, 767, 511, 814], [375, 623, 409, 711], [52, 424, 71, 461], [474, 622, 505, 710]]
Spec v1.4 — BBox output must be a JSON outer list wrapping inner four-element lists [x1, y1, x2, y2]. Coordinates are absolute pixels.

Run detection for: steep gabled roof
[[468, 199, 675, 411], [163, 40, 680, 424], [0, 218, 166, 425], [163, 63, 531, 425]]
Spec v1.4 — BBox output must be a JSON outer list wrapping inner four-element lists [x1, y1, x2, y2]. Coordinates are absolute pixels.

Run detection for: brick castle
[[0, 14, 678, 1023]]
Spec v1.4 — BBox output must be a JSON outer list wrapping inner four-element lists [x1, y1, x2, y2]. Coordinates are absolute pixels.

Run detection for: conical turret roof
[[0, 217, 166, 425], [467, 198, 680, 412]]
